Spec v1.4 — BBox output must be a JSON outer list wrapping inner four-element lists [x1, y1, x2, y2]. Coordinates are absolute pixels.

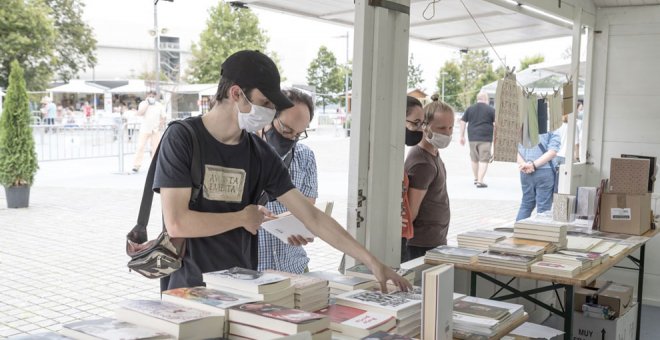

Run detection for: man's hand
[[368, 261, 412, 293], [258, 205, 277, 221], [287, 235, 314, 246], [240, 205, 266, 234], [459, 136, 466, 146]]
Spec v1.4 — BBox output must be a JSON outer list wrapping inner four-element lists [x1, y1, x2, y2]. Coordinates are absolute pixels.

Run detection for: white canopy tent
[[109, 79, 151, 94], [49, 80, 109, 114]]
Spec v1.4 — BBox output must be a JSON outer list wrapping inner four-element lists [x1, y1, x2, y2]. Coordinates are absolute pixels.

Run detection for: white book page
[[261, 213, 315, 243]]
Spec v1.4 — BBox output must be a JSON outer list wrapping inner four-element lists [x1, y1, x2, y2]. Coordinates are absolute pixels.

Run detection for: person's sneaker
[[473, 178, 478, 185], [476, 182, 488, 188]]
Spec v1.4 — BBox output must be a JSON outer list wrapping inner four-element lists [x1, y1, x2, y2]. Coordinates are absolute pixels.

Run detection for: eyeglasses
[[276, 118, 308, 141], [406, 119, 424, 129]]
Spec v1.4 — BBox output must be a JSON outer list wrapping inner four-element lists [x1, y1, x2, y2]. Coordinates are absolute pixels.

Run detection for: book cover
[[478, 251, 538, 264], [361, 331, 414, 339], [489, 238, 549, 254], [531, 261, 580, 270], [426, 246, 483, 258], [61, 318, 172, 340], [230, 303, 326, 324], [7, 333, 74, 340], [264, 270, 328, 291], [118, 300, 213, 324], [162, 287, 257, 310], [335, 289, 421, 317], [203, 267, 290, 293], [457, 230, 507, 241], [453, 299, 510, 320], [261, 212, 316, 243], [315, 304, 393, 330], [305, 271, 375, 288]]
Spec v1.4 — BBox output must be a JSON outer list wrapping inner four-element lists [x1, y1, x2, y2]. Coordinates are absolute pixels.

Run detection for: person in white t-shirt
[[131, 91, 165, 172]]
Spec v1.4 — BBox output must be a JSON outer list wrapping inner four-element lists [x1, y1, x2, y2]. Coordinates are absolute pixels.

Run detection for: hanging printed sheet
[[562, 81, 574, 115], [493, 73, 521, 162], [549, 91, 563, 131]]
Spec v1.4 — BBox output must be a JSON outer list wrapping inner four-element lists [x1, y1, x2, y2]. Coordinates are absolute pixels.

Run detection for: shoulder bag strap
[[127, 119, 201, 244]]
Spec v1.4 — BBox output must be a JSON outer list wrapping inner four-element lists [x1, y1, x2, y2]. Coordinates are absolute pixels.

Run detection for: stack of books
[[452, 295, 526, 339], [359, 331, 415, 339], [61, 318, 174, 340], [315, 304, 396, 338], [305, 271, 377, 299], [344, 264, 415, 286], [530, 261, 582, 277], [265, 270, 330, 312], [543, 251, 609, 273], [227, 303, 331, 339], [334, 289, 422, 338], [477, 251, 539, 272], [457, 230, 507, 251], [203, 267, 294, 308], [513, 218, 567, 247], [114, 300, 224, 339], [488, 237, 552, 257], [566, 236, 603, 252], [424, 245, 483, 264]]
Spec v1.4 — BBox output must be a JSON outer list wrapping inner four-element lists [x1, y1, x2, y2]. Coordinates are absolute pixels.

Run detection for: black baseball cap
[[221, 50, 293, 110]]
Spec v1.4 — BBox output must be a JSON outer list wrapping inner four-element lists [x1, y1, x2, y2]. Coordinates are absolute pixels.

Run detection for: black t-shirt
[[461, 102, 495, 142], [153, 116, 295, 289]]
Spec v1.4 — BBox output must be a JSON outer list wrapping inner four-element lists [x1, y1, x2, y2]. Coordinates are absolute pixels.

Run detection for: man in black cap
[[154, 50, 410, 292]]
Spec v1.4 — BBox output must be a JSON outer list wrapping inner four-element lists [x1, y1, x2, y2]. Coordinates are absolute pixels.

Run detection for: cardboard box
[[574, 280, 633, 318], [609, 158, 650, 194], [572, 303, 636, 340], [621, 154, 657, 193], [599, 193, 651, 235]]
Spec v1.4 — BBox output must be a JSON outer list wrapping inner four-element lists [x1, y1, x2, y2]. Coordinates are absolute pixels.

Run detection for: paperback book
[[334, 289, 422, 320], [161, 286, 257, 315], [60, 318, 173, 340], [315, 304, 395, 338], [203, 267, 291, 294], [227, 303, 329, 335]]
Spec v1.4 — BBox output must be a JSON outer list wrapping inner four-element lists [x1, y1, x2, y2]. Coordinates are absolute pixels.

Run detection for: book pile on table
[[488, 237, 553, 257], [203, 267, 294, 308], [457, 230, 507, 251], [566, 236, 604, 252], [266, 270, 330, 312], [425, 245, 483, 264], [334, 289, 422, 338], [477, 251, 539, 272], [514, 218, 567, 247], [530, 261, 581, 277], [161, 286, 257, 316], [452, 295, 526, 339], [543, 251, 609, 273], [344, 264, 415, 286], [227, 303, 331, 339], [359, 331, 415, 339], [315, 304, 396, 339], [305, 271, 377, 299], [114, 300, 224, 339]]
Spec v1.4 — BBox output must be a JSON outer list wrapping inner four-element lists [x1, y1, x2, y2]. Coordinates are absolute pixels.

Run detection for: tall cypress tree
[[0, 60, 38, 187]]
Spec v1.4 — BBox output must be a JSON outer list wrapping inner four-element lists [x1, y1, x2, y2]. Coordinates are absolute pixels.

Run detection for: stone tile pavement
[[0, 126, 521, 337]]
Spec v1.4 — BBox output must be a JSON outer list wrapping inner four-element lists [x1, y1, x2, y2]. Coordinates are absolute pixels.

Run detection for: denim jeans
[[516, 168, 555, 221]]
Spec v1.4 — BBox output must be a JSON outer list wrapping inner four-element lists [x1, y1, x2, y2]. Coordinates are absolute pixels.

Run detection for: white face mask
[[426, 131, 452, 149], [237, 91, 276, 132], [147, 97, 156, 105]]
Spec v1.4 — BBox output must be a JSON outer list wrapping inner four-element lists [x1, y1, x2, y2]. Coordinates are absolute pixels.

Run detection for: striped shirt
[[257, 143, 318, 274]]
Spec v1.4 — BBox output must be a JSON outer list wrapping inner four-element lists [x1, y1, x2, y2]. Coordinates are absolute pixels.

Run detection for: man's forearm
[[459, 120, 467, 138], [164, 209, 246, 238]]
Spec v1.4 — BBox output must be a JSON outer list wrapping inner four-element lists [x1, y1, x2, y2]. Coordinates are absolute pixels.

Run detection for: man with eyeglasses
[[256, 89, 316, 274]]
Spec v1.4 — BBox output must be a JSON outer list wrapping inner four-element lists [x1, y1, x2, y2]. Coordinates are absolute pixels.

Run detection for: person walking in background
[[405, 100, 454, 259], [400, 96, 425, 263], [515, 131, 561, 220], [257, 89, 317, 274], [459, 92, 495, 188], [131, 91, 165, 173]]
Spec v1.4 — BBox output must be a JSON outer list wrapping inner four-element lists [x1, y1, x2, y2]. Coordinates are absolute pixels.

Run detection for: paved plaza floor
[[0, 125, 521, 337]]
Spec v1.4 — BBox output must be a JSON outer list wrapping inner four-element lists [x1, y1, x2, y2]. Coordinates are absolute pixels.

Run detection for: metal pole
[[118, 122, 125, 173], [344, 31, 350, 114], [441, 72, 446, 101], [154, 0, 160, 95]]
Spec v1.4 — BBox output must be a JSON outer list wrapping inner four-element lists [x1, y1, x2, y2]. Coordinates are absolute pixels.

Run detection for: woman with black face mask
[[401, 96, 426, 263], [255, 89, 318, 274]]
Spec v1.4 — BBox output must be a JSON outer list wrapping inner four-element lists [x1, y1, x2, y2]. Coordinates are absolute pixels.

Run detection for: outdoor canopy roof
[[49, 80, 108, 94], [109, 80, 151, 94], [240, 0, 575, 50], [480, 61, 586, 97]]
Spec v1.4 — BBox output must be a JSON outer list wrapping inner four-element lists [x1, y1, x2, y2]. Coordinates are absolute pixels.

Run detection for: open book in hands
[[261, 202, 333, 244]]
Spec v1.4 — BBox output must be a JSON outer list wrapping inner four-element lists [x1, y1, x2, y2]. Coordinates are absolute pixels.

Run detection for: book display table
[[426, 229, 658, 340]]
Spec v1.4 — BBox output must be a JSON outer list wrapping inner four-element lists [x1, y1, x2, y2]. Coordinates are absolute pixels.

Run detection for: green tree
[[519, 54, 545, 71], [43, 0, 97, 83], [458, 50, 493, 109], [0, 61, 38, 187], [0, 0, 56, 90], [306, 46, 344, 112], [187, 3, 275, 83], [437, 61, 463, 111], [407, 54, 424, 89]]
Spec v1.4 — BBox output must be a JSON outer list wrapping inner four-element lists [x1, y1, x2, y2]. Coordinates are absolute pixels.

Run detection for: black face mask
[[264, 125, 297, 157], [405, 128, 423, 146]]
